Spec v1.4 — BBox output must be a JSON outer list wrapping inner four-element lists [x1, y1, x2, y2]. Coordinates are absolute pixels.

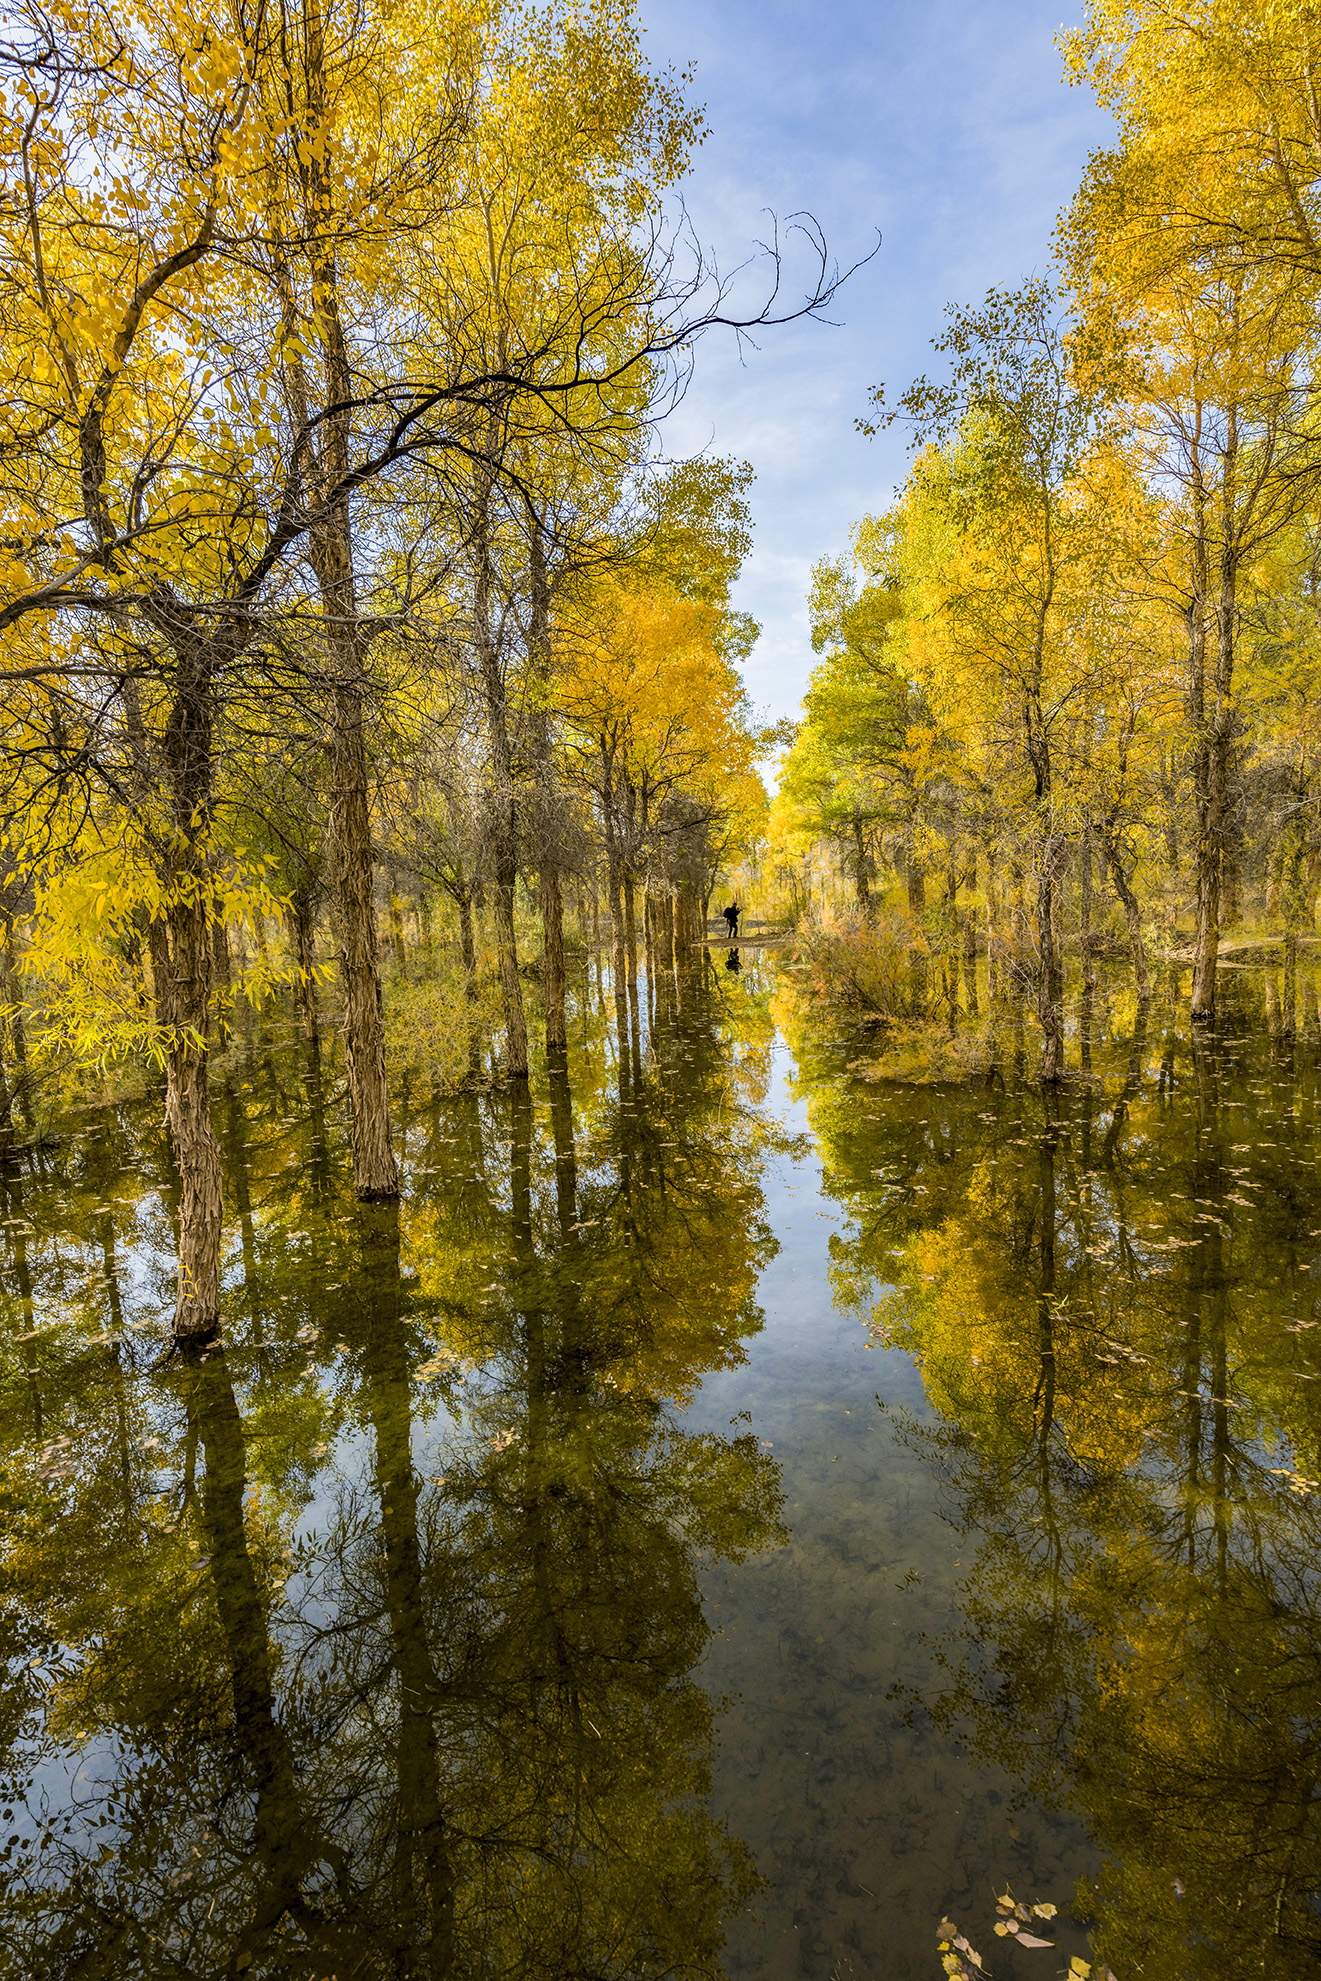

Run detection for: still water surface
[[1, 955, 1319, 1979]]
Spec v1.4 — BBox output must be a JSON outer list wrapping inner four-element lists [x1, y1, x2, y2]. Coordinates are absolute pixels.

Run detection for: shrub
[[798, 910, 930, 1018], [385, 968, 502, 1090]]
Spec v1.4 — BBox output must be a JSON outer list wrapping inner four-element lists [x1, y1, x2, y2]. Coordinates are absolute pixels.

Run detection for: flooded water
[[2, 952, 1320, 1979]]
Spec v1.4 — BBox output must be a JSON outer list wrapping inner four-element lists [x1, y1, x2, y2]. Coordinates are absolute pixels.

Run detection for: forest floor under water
[[0, 948, 1318, 1980]]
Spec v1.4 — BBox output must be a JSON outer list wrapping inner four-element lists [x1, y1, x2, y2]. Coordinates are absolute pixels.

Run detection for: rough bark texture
[[156, 640, 224, 1341], [278, 111, 398, 1196]]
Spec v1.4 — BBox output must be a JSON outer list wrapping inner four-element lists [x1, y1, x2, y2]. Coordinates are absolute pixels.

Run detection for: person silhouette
[[722, 902, 740, 940]]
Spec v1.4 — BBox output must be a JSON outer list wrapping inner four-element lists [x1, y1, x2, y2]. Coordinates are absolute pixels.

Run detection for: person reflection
[[725, 946, 741, 972]]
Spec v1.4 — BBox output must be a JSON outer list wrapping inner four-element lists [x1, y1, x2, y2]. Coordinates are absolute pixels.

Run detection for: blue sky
[[636, 0, 1115, 730]]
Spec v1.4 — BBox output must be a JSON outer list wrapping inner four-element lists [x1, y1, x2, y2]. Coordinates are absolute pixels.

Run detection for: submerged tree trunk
[[212, 914, 232, 1049], [1036, 832, 1065, 1083], [329, 668, 398, 1195], [529, 521, 568, 1054], [276, 148, 398, 1197], [1101, 828, 1150, 1002], [906, 857, 928, 1011], [472, 430, 529, 1081], [985, 849, 1002, 1006], [1, 915, 31, 1130], [290, 887, 320, 1042], [387, 867, 407, 977], [1190, 428, 1228, 1025], [156, 639, 224, 1342]]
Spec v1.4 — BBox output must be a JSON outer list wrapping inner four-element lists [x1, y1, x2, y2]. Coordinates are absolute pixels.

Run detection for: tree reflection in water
[[788, 971, 1321, 1979], [0, 959, 784, 1978]]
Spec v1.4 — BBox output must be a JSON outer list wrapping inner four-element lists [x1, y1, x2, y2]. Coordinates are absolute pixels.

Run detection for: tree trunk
[[388, 868, 407, 977], [985, 850, 1001, 1006], [906, 859, 926, 914], [330, 681, 399, 1195], [1281, 776, 1308, 1041], [944, 865, 961, 1030], [1102, 830, 1150, 1002], [1037, 833, 1065, 1082], [623, 871, 639, 987], [1159, 751, 1180, 874], [852, 813, 870, 915], [212, 915, 232, 1048], [472, 437, 529, 1081], [1191, 427, 1229, 1025], [1, 919, 31, 1130], [456, 889, 477, 979], [605, 830, 630, 1039], [275, 166, 398, 1198], [156, 641, 224, 1342], [0, 1021, 14, 1157], [529, 521, 568, 1053], [962, 866, 979, 1017], [290, 887, 320, 1042]]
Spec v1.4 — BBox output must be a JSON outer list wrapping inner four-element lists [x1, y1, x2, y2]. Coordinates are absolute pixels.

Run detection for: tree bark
[[329, 678, 398, 1195], [276, 126, 398, 1197], [1036, 832, 1065, 1082], [0, 916, 31, 1130], [852, 813, 870, 914], [472, 430, 529, 1081], [985, 849, 1001, 1006], [962, 863, 979, 1017], [211, 915, 232, 1049], [457, 889, 477, 979], [1190, 421, 1224, 1024], [1102, 828, 1150, 1002], [290, 887, 320, 1042], [156, 638, 224, 1341], [387, 867, 407, 977], [529, 521, 568, 1053]]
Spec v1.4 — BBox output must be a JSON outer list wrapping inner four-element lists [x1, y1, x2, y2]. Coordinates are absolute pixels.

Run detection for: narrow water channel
[[1, 954, 1318, 1978]]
